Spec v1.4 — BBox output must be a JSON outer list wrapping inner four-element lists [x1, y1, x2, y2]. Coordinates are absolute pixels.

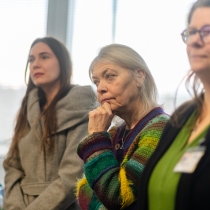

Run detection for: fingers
[[97, 102, 113, 115], [88, 102, 114, 134]]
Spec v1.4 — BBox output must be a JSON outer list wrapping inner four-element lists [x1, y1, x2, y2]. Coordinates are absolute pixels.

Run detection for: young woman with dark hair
[[3, 37, 96, 210]]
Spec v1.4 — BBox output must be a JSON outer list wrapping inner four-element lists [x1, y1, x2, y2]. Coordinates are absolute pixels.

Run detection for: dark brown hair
[[5, 37, 72, 163]]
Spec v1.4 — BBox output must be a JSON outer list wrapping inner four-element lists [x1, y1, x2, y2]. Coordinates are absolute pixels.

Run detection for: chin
[[32, 79, 44, 86], [190, 59, 210, 70], [190, 64, 209, 73], [110, 105, 124, 116], [33, 82, 45, 87], [109, 104, 118, 112], [191, 68, 208, 74]]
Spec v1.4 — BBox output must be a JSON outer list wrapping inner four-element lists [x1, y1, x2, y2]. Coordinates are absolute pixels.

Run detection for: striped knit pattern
[[76, 107, 169, 209]]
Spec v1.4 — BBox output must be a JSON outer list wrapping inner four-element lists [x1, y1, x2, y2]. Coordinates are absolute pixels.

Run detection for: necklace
[[120, 128, 132, 150]]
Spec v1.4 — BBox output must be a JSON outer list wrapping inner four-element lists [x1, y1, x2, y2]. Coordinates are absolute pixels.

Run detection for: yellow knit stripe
[[75, 176, 88, 197], [138, 137, 158, 149], [119, 167, 135, 209], [121, 154, 129, 165]]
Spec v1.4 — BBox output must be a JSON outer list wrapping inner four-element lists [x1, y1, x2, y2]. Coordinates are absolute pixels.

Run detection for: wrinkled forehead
[[91, 61, 117, 75]]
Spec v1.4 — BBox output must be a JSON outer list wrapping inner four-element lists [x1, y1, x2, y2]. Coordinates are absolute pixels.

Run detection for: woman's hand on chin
[[88, 102, 114, 134]]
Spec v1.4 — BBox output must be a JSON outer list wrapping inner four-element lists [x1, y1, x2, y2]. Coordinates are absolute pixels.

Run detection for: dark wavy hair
[[5, 37, 72, 163]]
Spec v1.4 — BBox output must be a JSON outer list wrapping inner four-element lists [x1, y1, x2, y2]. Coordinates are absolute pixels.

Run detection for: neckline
[[114, 107, 165, 152], [120, 128, 132, 150]]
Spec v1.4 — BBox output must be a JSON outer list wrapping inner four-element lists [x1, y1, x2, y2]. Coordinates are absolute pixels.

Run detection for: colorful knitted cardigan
[[76, 107, 169, 209]]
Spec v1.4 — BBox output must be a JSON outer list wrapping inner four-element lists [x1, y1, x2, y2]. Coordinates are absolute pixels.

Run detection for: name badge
[[173, 146, 206, 173]]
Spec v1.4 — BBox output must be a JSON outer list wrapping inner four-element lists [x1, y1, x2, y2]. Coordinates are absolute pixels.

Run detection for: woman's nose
[[97, 81, 108, 94], [31, 58, 40, 70], [187, 32, 204, 46]]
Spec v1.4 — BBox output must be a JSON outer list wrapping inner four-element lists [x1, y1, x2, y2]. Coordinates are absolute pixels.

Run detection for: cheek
[[29, 68, 35, 81], [29, 65, 33, 74], [112, 84, 124, 97], [186, 46, 193, 63], [97, 93, 100, 103], [186, 45, 190, 57], [115, 80, 127, 91], [55, 68, 61, 78], [123, 79, 136, 92], [207, 45, 210, 55], [51, 64, 61, 78], [114, 83, 132, 103]]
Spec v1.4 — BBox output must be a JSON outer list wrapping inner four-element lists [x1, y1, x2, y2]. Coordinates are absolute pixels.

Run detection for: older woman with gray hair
[[76, 43, 169, 209]]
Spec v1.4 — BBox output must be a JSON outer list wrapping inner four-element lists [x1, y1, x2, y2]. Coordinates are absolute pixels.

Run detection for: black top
[[138, 102, 210, 210]]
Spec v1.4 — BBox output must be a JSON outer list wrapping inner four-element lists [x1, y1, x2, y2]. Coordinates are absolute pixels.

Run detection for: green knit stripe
[[126, 118, 168, 184], [94, 168, 121, 209], [125, 159, 145, 185], [78, 182, 93, 209], [89, 193, 103, 210], [76, 110, 169, 209], [98, 205, 108, 210], [143, 114, 169, 129], [124, 114, 169, 163], [85, 151, 119, 187]]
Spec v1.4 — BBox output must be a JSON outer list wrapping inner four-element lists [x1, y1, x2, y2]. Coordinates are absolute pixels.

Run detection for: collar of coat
[[27, 85, 95, 134]]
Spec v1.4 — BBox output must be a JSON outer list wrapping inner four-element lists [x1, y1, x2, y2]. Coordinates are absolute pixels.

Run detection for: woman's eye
[[28, 57, 34, 63], [93, 80, 99, 87], [41, 55, 49, 59], [188, 30, 197, 36], [201, 30, 210, 37], [105, 74, 115, 80]]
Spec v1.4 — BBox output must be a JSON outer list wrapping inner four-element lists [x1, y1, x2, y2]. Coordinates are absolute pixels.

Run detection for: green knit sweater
[[76, 107, 169, 210]]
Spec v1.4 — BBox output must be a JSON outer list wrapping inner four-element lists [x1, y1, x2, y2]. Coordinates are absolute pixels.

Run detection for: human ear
[[134, 69, 146, 87]]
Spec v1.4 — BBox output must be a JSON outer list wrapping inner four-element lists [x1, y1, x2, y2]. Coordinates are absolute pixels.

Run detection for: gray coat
[[3, 85, 96, 210]]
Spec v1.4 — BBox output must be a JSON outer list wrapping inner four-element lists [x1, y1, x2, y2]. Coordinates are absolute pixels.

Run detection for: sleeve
[[3, 154, 27, 210], [76, 115, 169, 209]]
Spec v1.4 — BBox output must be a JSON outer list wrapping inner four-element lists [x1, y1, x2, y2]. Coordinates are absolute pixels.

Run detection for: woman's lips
[[101, 98, 114, 104], [34, 73, 44, 78], [190, 54, 207, 58]]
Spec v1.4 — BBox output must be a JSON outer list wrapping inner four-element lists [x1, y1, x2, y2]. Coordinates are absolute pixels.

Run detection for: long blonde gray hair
[[89, 43, 159, 110]]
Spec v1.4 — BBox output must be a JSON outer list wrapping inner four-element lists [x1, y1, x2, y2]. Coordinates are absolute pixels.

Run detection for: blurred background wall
[[0, 0, 196, 186]]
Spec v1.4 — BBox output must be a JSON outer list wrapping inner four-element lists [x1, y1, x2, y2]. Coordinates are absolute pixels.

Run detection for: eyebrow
[[29, 52, 52, 57], [188, 24, 210, 30], [92, 68, 110, 80]]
